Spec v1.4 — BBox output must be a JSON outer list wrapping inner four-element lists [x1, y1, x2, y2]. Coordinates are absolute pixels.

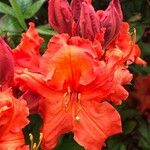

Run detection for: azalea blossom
[[13, 20, 147, 149], [48, 0, 123, 48], [15, 33, 122, 150]]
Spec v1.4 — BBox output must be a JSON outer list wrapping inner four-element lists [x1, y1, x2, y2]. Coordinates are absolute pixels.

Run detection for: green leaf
[[120, 109, 139, 121], [0, 15, 22, 33], [138, 41, 150, 55], [24, 0, 46, 19], [138, 120, 150, 149], [55, 133, 84, 150], [9, 0, 27, 30], [16, 0, 32, 13], [0, 1, 15, 17], [123, 120, 137, 135], [36, 24, 56, 36], [107, 136, 127, 150]]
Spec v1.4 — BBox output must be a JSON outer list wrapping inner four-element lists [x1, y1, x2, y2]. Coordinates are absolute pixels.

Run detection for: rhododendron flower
[[16, 32, 139, 150], [108, 22, 147, 66], [48, 0, 122, 48], [130, 75, 150, 121], [0, 89, 29, 150], [0, 37, 14, 89]]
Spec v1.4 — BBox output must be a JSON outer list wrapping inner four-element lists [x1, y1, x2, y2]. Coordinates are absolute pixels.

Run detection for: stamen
[[29, 133, 33, 150], [131, 28, 136, 44], [75, 115, 80, 122], [29, 133, 43, 150]]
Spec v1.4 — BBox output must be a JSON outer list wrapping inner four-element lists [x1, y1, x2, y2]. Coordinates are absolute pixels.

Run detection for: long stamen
[[131, 28, 136, 44], [29, 133, 43, 150], [75, 92, 81, 122]]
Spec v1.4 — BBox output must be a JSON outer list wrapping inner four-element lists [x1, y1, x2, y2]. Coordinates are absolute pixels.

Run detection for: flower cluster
[[0, 0, 146, 150]]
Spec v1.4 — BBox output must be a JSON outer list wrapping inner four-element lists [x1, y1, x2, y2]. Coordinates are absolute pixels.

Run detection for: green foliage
[[55, 134, 84, 150], [24, 0, 46, 19]]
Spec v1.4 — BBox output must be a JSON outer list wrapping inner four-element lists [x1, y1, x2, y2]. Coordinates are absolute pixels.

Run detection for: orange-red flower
[[108, 22, 146, 66], [0, 89, 29, 150], [15, 33, 128, 150], [14, 21, 146, 149], [48, 0, 122, 48]]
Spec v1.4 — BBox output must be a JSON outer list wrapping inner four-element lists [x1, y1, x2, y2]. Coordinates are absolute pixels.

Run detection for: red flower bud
[[0, 38, 14, 89]]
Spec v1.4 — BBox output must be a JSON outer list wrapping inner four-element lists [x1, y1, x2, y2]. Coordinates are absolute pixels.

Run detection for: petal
[[0, 132, 29, 150], [13, 22, 43, 71], [22, 90, 41, 113], [73, 101, 122, 150], [40, 95, 73, 150], [79, 1, 100, 40], [0, 90, 29, 149], [48, 0, 73, 34], [40, 34, 98, 90], [97, 0, 123, 48], [0, 37, 14, 89]]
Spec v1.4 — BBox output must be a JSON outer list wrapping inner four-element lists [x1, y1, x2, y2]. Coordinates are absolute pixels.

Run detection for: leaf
[[16, 0, 32, 13], [9, 0, 27, 30], [24, 0, 46, 19], [120, 109, 139, 121], [138, 41, 150, 55], [0, 1, 15, 17], [0, 15, 22, 33], [55, 133, 84, 150], [36, 24, 56, 36], [138, 120, 150, 149], [123, 120, 137, 135], [107, 136, 127, 150]]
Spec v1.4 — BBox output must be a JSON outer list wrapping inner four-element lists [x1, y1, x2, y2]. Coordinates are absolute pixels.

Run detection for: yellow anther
[[75, 115, 80, 122], [131, 28, 136, 44]]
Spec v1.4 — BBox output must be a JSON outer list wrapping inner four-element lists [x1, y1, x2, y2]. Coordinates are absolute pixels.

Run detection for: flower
[[0, 89, 29, 150], [108, 22, 146, 66], [15, 33, 130, 150], [14, 20, 146, 149], [0, 37, 14, 90], [48, 0, 122, 48]]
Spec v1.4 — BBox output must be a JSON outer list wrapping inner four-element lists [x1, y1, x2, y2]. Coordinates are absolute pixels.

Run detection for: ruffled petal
[[13, 22, 44, 71], [0, 37, 14, 89], [40, 34, 99, 90], [73, 101, 122, 150], [0, 90, 29, 149]]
